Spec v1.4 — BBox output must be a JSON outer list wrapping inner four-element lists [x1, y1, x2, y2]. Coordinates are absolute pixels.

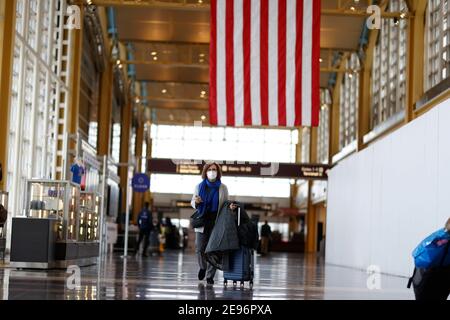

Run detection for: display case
[[24, 180, 80, 241], [10, 180, 100, 269], [79, 192, 101, 242]]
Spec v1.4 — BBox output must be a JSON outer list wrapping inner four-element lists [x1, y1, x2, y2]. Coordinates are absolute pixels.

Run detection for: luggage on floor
[[223, 207, 254, 289], [223, 246, 254, 288]]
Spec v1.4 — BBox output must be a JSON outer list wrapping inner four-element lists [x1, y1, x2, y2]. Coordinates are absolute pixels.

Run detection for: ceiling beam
[[115, 59, 208, 69], [140, 98, 209, 110], [78, 0, 210, 11], [116, 40, 359, 54], [79, 0, 410, 18], [138, 80, 209, 85], [119, 39, 210, 46], [117, 60, 358, 73], [322, 9, 411, 18]]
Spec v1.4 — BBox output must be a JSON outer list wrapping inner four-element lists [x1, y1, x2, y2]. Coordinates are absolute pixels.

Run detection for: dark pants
[[412, 267, 450, 300], [135, 229, 150, 254], [195, 213, 217, 279]]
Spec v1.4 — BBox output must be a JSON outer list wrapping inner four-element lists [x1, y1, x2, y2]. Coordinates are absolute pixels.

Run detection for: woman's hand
[[194, 196, 203, 204], [229, 203, 238, 211]]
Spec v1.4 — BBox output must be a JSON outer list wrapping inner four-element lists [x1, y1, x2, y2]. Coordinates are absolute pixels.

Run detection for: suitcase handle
[[238, 207, 241, 227]]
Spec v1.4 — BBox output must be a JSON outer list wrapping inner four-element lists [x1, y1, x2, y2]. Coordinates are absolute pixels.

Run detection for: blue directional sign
[[132, 173, 150, 193]]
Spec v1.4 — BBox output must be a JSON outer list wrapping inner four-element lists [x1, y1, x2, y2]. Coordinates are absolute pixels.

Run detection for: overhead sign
[[132, 173, 150, 193], [148, 158, 330, 180], [175, 200, 193, 208]]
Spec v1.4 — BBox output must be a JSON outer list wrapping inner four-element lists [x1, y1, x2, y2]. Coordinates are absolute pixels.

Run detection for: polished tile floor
[[0, 250, 414, 300]]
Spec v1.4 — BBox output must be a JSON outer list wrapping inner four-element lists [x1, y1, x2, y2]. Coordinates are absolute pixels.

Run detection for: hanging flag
[[209, 0, 321, 127]]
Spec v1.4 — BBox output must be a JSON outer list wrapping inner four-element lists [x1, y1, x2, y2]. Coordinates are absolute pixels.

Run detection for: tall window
[[80, 22, 101, 148], [8, 0, 73, 216], [141, 139, 147, 173], [371, 0, 408, 129], [111, 123, 121, 163], [300, 128, 310, 163], [317, 89, 331, 164], [130, 128, 136, 158], [339, 53, 360, 150], [141, 122, 150, 173], [425, 0, 450, 90]]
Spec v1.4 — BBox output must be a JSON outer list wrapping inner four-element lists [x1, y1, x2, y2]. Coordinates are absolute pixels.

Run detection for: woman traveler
[[191, 162, 237, 285]]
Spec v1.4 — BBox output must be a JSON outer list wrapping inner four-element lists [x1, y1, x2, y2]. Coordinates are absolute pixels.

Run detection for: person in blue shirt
[[70, 159, 85, 185], [135, 202, 152, 257]]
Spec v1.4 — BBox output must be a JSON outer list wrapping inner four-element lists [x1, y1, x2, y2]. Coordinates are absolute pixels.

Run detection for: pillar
[[0, 0, 17, 190], [305, 128, 318, 253], [405, 1, 427, 123], [97, 63, 114, 156], [66, 4, 84, 177]]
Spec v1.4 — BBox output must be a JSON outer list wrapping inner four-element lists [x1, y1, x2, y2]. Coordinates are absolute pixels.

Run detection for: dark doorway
[[317, 222, 324, 252]]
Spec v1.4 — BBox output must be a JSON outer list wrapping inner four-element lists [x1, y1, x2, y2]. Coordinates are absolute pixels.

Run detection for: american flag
[[209, 0, 321, 127]]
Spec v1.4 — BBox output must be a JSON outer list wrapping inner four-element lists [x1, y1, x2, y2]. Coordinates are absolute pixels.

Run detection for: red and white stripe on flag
[[209, 0, 321, 127]]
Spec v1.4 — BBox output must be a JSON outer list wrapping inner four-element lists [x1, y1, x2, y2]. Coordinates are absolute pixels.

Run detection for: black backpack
[[235, 205, 259, 250]]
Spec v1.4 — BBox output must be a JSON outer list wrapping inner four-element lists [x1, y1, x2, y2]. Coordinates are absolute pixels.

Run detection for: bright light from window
[[150, 124, 297, 164], [88, 122, 98, 149], [111, 123, 121, 163], [150, 174, 291, 198]]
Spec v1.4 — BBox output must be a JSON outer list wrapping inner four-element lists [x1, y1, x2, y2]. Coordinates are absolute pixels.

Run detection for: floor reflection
[[0, 251, 414, 300]]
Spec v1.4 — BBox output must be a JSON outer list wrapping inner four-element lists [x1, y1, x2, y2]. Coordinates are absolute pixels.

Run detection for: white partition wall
[[326, 98, 450, 277]]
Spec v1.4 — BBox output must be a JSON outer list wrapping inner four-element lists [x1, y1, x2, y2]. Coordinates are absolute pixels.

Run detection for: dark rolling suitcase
[[223, 207, 255, 289]]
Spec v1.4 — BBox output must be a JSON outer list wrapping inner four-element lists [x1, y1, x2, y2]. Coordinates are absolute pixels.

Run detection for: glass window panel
[[8, 0, 73, 212], [370, 0, 408, 129], [426, 0, 450, 89], [339, 53, 359, 150]]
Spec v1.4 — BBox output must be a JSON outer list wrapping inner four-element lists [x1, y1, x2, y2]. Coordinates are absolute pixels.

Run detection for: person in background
[[164, 217, 179, 249], [191, 162, 237, 285], [135, 202, 152, 257], [260, 221, 272, 256]]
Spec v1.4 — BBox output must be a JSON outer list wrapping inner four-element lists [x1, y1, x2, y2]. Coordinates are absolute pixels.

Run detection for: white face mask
[[207, 170, 217, 181]]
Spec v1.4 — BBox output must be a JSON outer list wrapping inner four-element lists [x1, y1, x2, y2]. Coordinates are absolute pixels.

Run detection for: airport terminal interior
[[0, 0, 449, 300]]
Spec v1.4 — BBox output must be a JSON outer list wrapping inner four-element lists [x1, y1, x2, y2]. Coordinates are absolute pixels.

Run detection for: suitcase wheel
[[249, 280, 254, 290], [240, 281, 244, 287], [223, 280, 228, 287], [233, 281, 237, 287]]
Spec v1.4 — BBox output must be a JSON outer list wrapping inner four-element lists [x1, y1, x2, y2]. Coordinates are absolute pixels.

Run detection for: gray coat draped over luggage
[[205, 200, 258, 271], [205, 200, 240, 254]]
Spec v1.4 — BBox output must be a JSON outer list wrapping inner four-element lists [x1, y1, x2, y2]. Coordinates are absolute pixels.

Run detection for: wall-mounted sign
[[132, 173, 150, 193], [148, 158, 330, 180]]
